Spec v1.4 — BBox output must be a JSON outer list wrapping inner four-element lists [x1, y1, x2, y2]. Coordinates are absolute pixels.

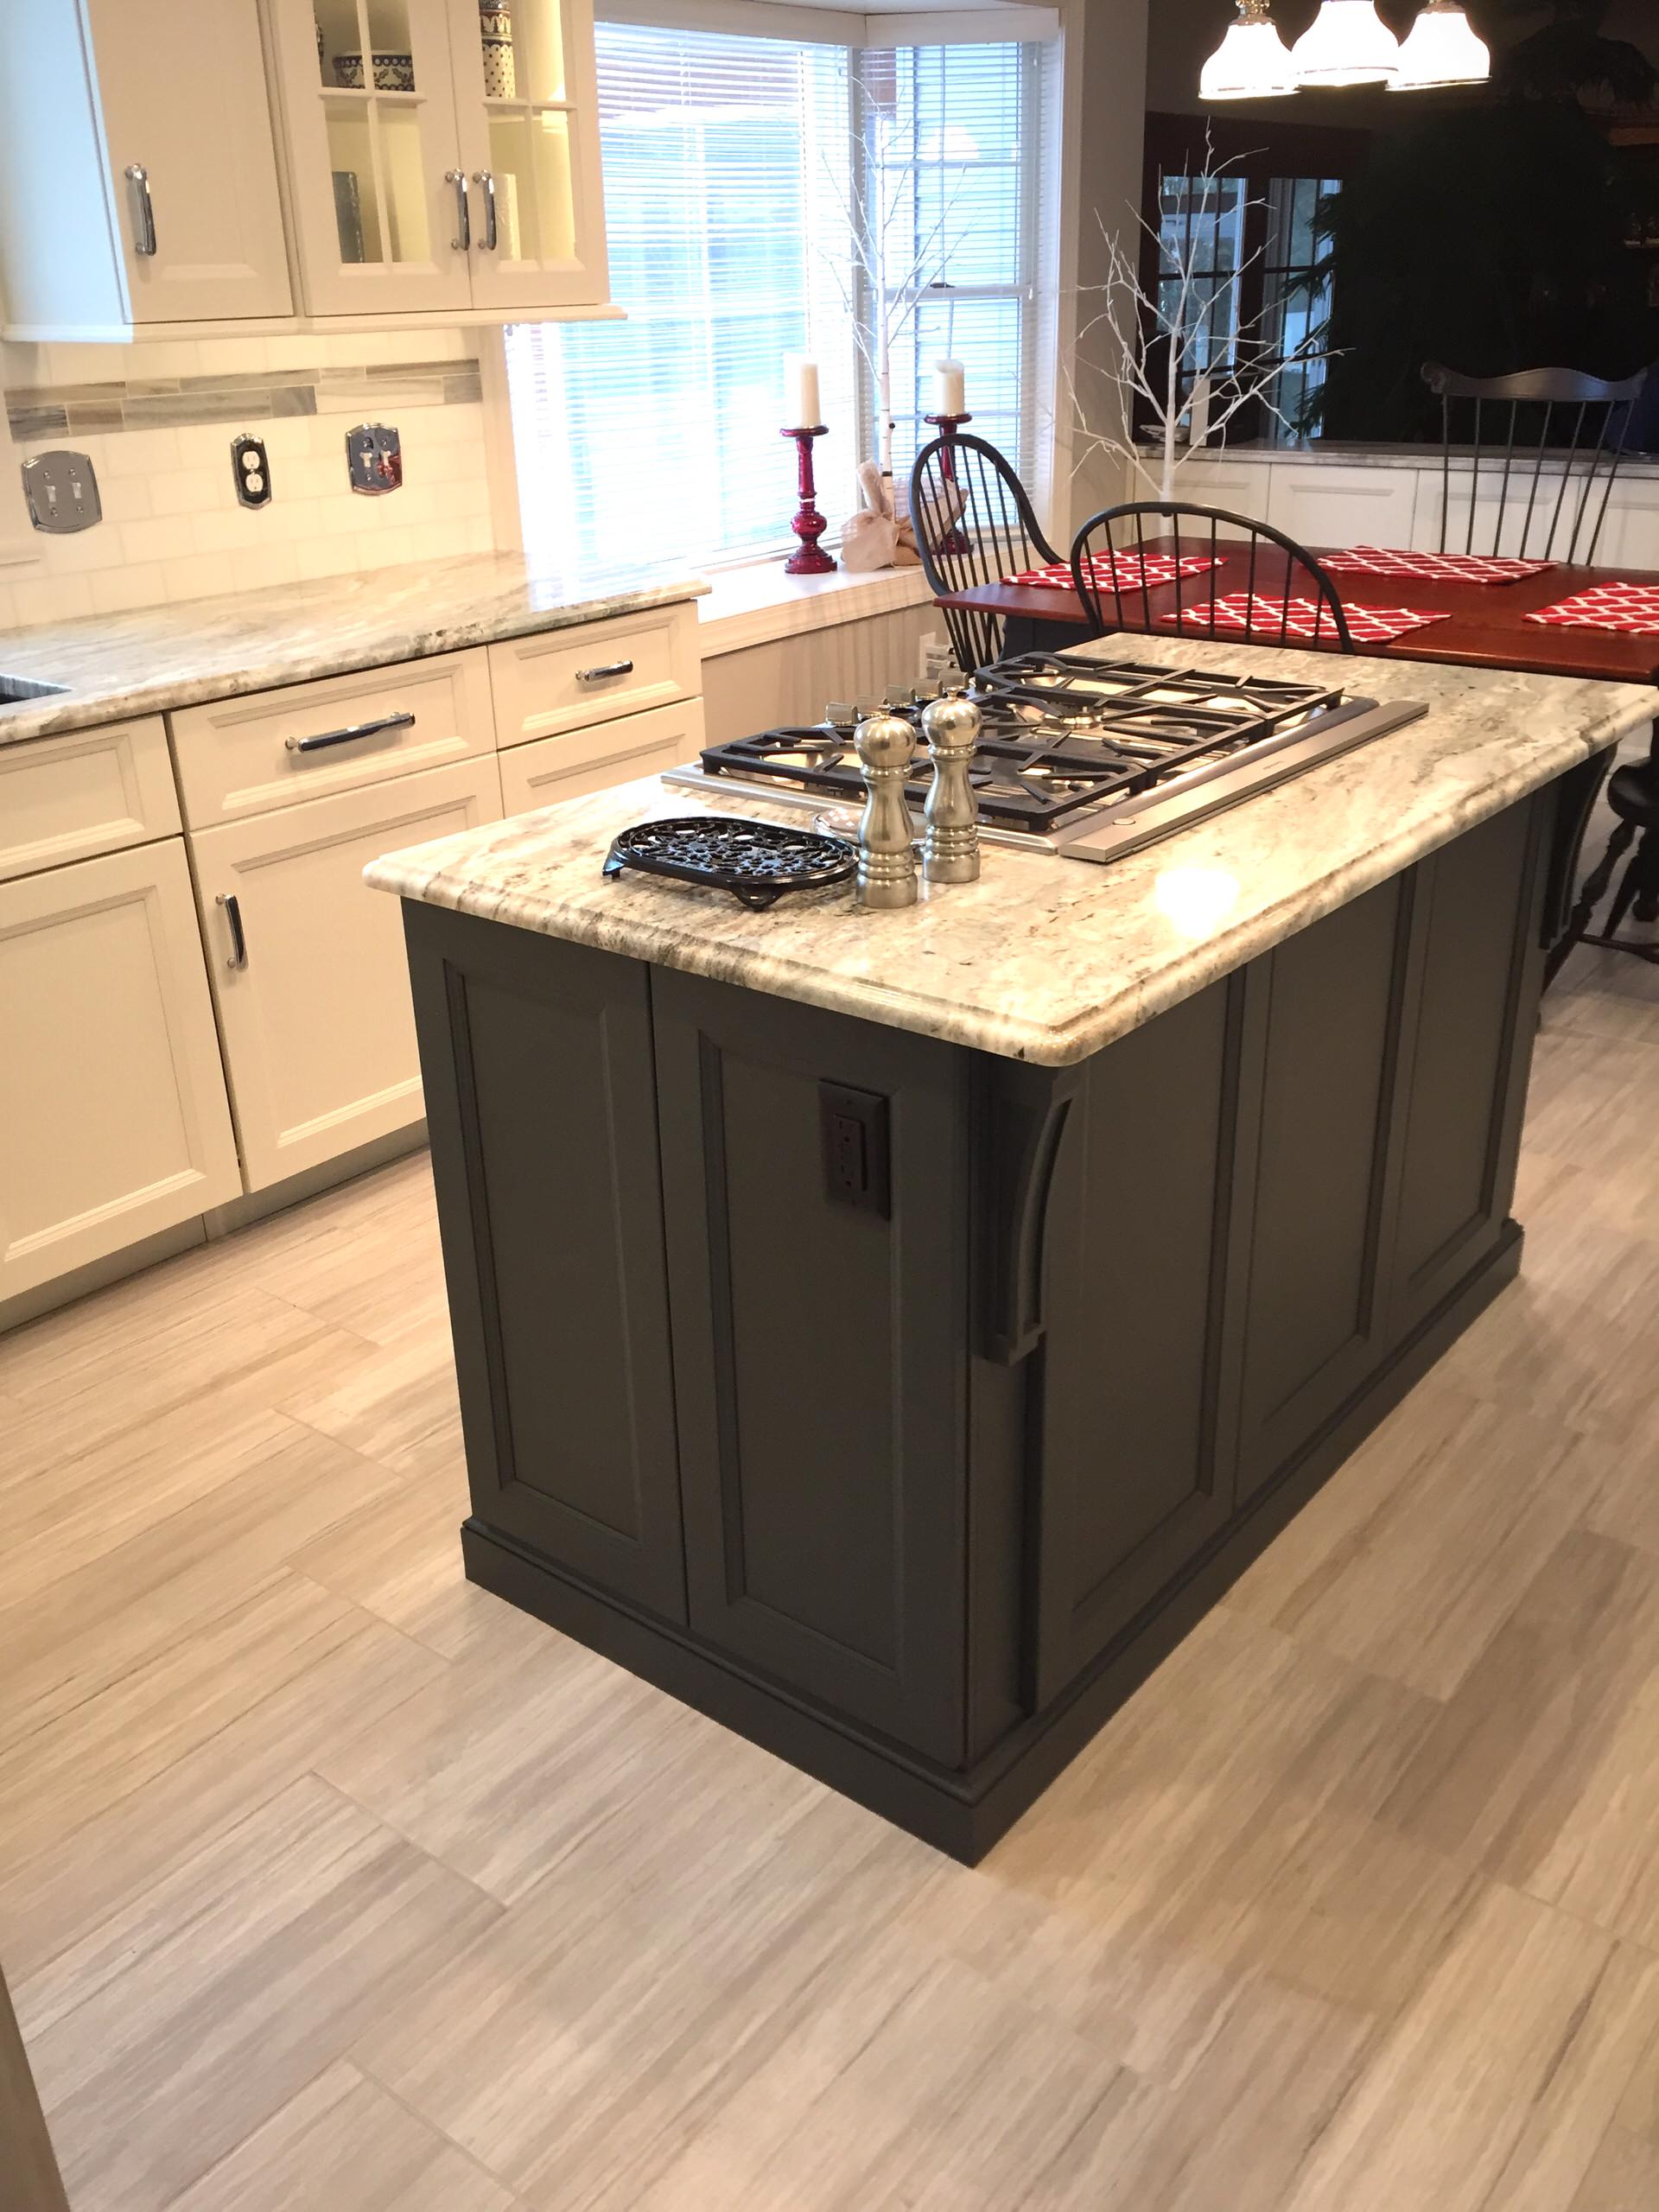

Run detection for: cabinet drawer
[[0, 718, 179, 883], [171, 650, 496, 828], [193, 756, 503, 1192], [499, 700, 706, 815], [489, 603, 700, 746]]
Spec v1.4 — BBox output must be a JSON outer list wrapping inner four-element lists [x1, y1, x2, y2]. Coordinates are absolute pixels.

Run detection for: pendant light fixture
[[1199, 0, 1298, 102], [1390, 1, 1491, 89], [1290, 0, 1402, 87]]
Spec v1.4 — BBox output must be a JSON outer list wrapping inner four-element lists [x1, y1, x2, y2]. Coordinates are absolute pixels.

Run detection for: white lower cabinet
[[499, 697, 706, 813], [0, 840, 241, 1300], [1268, 464, 1421, 555], [192, 755, 502, 1192]]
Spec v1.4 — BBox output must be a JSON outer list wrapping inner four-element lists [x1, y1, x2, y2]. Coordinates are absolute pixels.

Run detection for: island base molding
[[405, 772, 1561, 1865], [461, 1222, 1520, 1864]]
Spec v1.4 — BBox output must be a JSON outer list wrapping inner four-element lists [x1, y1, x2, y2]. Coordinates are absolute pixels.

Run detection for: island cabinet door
[[1031, 975, 1249, 1707], [1382, 791, 1547, 1342], [1230, 874, 1412, 1504], [652, 971, 971, 1768], [402, 905, 688, 1624]]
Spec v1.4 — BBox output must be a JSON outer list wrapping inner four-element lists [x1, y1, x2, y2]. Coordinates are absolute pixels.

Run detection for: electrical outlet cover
[[22, 450, 102, 535], [347, 423, 403, 495], [232, 435, 272, 509]]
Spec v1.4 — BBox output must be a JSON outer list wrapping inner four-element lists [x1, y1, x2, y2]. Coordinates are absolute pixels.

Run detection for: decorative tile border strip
[[3, 359, 482, 442]]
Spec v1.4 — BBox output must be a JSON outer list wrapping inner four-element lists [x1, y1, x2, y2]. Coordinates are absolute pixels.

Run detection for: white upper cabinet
[[0, 0, 609, 338], [266, 0, 608, 320], [271, 0, 476, 319], [448, 0, 607, 315], [87, 0, 296, 322], [0, 0, 293, 337]]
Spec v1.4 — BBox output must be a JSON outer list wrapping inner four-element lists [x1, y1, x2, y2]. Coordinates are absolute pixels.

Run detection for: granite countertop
[[0, 552, 709, 747], [365, 644, 1650, 1067]]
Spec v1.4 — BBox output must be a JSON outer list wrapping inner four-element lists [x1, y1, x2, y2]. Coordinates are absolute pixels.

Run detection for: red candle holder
[[781, 424, 836, 575], [924, 410, 972, 556]]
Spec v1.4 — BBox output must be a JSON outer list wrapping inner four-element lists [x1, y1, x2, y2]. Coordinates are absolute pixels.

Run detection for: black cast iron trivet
[[602, 816, 858, 911]]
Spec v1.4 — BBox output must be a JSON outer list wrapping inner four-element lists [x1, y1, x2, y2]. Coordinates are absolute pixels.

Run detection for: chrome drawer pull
[[575, 659, 635, 683], [216, 892, 247, 970], [124, 164, 157, 257], [285, 710, 416, 754]]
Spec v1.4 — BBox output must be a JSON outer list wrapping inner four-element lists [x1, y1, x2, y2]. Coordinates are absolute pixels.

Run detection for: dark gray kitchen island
[[367, 644, 1646, 1861]]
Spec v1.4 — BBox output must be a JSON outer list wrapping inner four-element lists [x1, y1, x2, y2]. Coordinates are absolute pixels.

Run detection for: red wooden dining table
[[936, 537, 1659, 689]]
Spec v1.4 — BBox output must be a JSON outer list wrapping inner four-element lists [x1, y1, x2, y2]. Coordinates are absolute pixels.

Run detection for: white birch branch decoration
[[1062, 137, 1340, 506]]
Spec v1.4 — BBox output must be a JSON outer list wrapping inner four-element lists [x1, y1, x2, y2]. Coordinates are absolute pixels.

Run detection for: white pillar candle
[[784, 356, 821, 429], [934, 359, 966, 416]]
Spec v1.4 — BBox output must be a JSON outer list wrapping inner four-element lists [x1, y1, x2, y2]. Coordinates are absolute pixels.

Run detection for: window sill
[[696, 558, 934, 658]]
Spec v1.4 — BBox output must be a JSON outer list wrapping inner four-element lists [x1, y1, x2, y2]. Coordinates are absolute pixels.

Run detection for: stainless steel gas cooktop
[[664, 651, 1427, 868]]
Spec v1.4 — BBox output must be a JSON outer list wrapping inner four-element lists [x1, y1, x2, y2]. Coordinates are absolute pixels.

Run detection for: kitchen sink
[[0, 675, 68, 705]]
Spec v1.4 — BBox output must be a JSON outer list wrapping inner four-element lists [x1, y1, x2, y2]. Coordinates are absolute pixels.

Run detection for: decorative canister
[[333, 51, 416, 90], [480, 3, 515, 97]]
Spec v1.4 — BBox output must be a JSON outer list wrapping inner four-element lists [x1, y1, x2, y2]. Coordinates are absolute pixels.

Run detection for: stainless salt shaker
[[920, 688, 982, 884], [853, 711, 918, 909]]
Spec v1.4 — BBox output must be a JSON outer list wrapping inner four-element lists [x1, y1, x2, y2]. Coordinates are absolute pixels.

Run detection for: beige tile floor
[[2, 931, 1658, 2211]]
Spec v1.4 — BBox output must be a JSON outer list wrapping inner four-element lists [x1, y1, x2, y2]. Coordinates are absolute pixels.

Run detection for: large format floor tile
[[0, 936, 1656, 2210]]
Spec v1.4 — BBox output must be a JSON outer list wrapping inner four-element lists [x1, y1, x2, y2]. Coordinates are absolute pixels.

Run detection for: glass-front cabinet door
[[272, 0, 476, 316], [447, 0, 608, 312]]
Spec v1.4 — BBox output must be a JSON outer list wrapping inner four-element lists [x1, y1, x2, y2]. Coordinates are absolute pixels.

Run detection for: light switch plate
[[347, 423, 402, 495], [231, 434, 272, 509], [22, 450, 101, 534]]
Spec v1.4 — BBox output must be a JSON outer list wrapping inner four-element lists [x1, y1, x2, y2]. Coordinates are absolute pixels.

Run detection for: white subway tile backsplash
[[10, 575, 95, 624], [293, 535, 362, 582], [123, 515, 200, 565], [90, 565, 168, 615], [229, 543, 301, 594], [99, 426, 182, 479], [189, 508, 256, 554], [149, 467, 224, 518], [162, 551, 236, 601], [2, 331, 495, 619]]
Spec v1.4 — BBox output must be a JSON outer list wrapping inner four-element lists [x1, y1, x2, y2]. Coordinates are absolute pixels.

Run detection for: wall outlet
[[819, 1082, 891, 1217], [22, 450, 101, 535], [231, 435, 272, 509], [347, 423, 403, 495]]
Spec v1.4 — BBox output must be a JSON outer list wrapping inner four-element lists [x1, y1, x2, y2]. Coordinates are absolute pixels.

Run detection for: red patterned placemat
[[1525, 583, 1659, 635], [1159, 594, 1453, 645], [1005, 552, 1222, 592], [1319, 544, 1554, 585]]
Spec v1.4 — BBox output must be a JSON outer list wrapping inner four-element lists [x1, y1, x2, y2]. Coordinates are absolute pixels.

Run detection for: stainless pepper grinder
[[853, 711, 918, 909], [920, 688, 982, 884]]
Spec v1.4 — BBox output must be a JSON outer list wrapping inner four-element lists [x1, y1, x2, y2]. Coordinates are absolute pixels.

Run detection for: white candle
[[934, 359, 966, 416], [784, 356, 821, 429]]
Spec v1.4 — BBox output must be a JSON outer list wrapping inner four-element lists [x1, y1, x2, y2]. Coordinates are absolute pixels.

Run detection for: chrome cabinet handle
[[284, 710, 416, 755], [445, 169, 470, 251], [473, 170, 498, 251], [217, 893, 247, 970], [124, 163, 157, 257], [575, 659, 635, 683]]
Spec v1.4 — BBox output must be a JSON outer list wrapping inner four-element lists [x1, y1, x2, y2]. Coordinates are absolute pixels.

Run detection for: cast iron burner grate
[[602, 816, 858, 911], [695, 653, 1353, 835]]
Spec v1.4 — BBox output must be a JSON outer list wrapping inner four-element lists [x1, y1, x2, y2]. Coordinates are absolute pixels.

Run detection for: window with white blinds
[[505, 21, 1054, 575]]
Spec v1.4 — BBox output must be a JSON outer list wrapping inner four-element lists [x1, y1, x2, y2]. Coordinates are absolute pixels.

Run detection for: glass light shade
[[1291, 1, 1402, 86], [1390, 3, 1491, 89], [1200, 18, 1298, 100]]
